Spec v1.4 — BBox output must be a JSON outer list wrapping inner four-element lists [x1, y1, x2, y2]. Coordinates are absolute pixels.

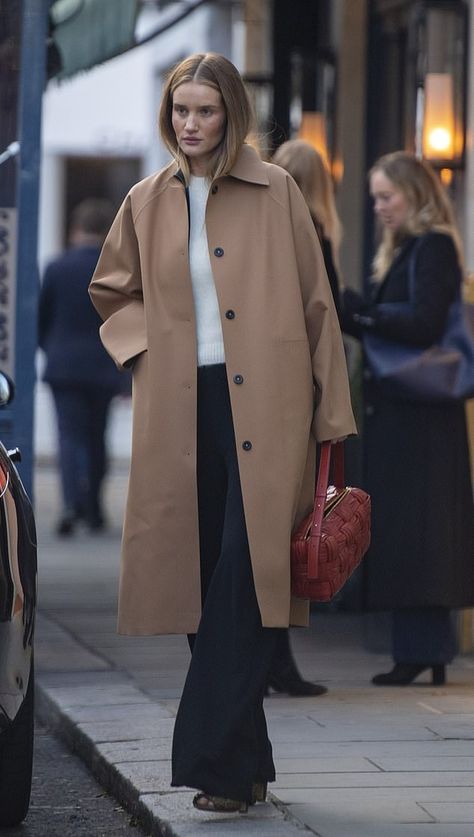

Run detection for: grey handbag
[[363, 245, 474, 403]]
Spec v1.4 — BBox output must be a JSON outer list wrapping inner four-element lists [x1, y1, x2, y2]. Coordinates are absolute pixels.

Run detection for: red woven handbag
[[291, 441, 371, 602]]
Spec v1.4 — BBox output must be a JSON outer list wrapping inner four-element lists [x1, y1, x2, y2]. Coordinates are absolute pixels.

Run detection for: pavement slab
[[287, 808, 474, 837], [419, 801, 474, 822], [273, 770, 474, 788]]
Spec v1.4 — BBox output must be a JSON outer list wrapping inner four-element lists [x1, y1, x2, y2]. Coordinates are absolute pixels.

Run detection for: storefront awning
[[50, 0, 140, 80]]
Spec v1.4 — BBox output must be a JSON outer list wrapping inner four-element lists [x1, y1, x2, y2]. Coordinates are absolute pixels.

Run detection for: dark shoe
[[192, 793, 248, 813], [267, 673, 327, 696], [372, 663, 446, 686], [268, 629, 327, 696], [55, 511, 76, 537], [87, 513, 106, 532]]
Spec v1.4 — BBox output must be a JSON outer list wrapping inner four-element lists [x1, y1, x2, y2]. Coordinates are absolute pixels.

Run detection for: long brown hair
[[272, 139, 342, 261], [369, 151, 463, 279], [159, 53, 254, 182]]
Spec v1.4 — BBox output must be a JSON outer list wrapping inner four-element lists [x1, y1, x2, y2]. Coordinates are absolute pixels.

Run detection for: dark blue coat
[[39, 245, 123, 391]]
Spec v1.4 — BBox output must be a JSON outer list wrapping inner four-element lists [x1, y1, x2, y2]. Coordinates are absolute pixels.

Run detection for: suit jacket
[[39, 245, 123, 391]]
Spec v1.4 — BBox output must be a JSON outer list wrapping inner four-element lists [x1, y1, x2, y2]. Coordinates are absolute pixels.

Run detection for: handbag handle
[[307, 441, 345, 579]]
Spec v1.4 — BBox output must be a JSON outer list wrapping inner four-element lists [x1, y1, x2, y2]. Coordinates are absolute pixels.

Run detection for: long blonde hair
[[369, 151, 463, 279], [159, 53, 254, 183], [272, 139, 342, 259]]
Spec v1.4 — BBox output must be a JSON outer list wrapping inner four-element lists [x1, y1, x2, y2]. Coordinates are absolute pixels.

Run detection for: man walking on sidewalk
[[39, 198, 124, 536]]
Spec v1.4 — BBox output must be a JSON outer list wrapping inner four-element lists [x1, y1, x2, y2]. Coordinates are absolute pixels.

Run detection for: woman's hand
[[330, 436, 347, 445]]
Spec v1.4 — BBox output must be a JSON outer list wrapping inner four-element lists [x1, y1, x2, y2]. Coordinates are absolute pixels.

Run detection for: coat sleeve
[[287, 176, 357, 442], [89, 193, 146, 370]]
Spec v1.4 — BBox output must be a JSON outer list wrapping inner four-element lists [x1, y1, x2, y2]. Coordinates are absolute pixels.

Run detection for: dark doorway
[[64, 156, 140, 246], [272, 0, 335, 153]]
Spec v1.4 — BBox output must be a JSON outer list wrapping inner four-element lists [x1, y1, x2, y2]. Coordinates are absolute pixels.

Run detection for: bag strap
[[307, 442, 345, 579]]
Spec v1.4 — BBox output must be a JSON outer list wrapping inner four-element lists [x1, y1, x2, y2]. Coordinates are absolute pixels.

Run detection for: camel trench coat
[[89, 144, 356, 635]]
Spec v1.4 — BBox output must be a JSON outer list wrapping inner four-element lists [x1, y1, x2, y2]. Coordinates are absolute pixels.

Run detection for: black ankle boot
[[267, 671, 328, 697], [372, 663, 446, 686], [266, 629, 327, 697]]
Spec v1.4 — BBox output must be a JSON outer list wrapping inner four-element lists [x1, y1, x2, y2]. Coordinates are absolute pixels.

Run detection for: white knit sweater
[[188, 175, 225, 366]]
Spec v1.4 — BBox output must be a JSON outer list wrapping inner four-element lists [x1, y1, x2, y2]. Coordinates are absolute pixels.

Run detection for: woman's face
[[171, 81, 227, 176], [370, 170, 411, 232]]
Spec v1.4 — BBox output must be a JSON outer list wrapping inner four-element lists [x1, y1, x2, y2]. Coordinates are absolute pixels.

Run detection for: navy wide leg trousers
[[171, 364, 279, 803]]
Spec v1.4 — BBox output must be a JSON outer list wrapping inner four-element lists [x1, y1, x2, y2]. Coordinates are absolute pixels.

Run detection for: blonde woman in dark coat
[[344, 151, 474, 686]]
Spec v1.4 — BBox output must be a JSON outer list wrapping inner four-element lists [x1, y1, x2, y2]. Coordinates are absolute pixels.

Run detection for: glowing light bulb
[[428, 127, 452, 152]]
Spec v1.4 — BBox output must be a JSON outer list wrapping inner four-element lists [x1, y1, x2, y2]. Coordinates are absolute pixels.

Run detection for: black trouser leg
[[172, 365, 278, 803], [51, 386, 89, 515], [270, 628, 302, 679], [51, 385, 115, 522]]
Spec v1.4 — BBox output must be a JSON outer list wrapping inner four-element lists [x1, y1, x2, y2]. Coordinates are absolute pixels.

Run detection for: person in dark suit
[[39, 198, 123, 536], [344, 151, 474, 685]]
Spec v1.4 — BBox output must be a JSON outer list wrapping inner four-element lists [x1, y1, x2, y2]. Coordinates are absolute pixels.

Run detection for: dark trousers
[[51, 384, 116, 521], [393, 607, 458, 665], [171, 365, 278, 803]]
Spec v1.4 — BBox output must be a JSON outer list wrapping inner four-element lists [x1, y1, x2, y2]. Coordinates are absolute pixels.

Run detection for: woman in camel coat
[[90, 53, 355, 814]]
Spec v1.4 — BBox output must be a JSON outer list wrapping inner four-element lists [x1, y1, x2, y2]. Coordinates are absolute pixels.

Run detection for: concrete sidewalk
[[34, 463, 474, 837]]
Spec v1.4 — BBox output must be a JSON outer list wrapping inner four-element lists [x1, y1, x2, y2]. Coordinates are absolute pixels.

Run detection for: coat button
[[365, 405, 375, 416], [233, 374, 244, 385], [214, 247, 224, 257], [242, 440, 252, 451], [225, 309, 235, 319], [211, 184, 218, 195]]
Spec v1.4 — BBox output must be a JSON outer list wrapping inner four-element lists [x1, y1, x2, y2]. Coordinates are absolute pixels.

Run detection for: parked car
[[0, 372, 37, 827]]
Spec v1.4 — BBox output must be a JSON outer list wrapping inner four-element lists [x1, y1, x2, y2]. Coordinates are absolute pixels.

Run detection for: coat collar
[[168, 143, 270, 187], [227, 144, 270, 185]]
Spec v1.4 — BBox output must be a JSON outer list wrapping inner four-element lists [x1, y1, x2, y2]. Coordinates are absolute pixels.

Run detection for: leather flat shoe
[[192, 793, 248, 813], [372, 663, 446, 686]]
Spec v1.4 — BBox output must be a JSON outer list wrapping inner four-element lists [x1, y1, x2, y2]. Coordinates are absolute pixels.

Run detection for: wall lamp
[[411, 1, 467, 179]]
